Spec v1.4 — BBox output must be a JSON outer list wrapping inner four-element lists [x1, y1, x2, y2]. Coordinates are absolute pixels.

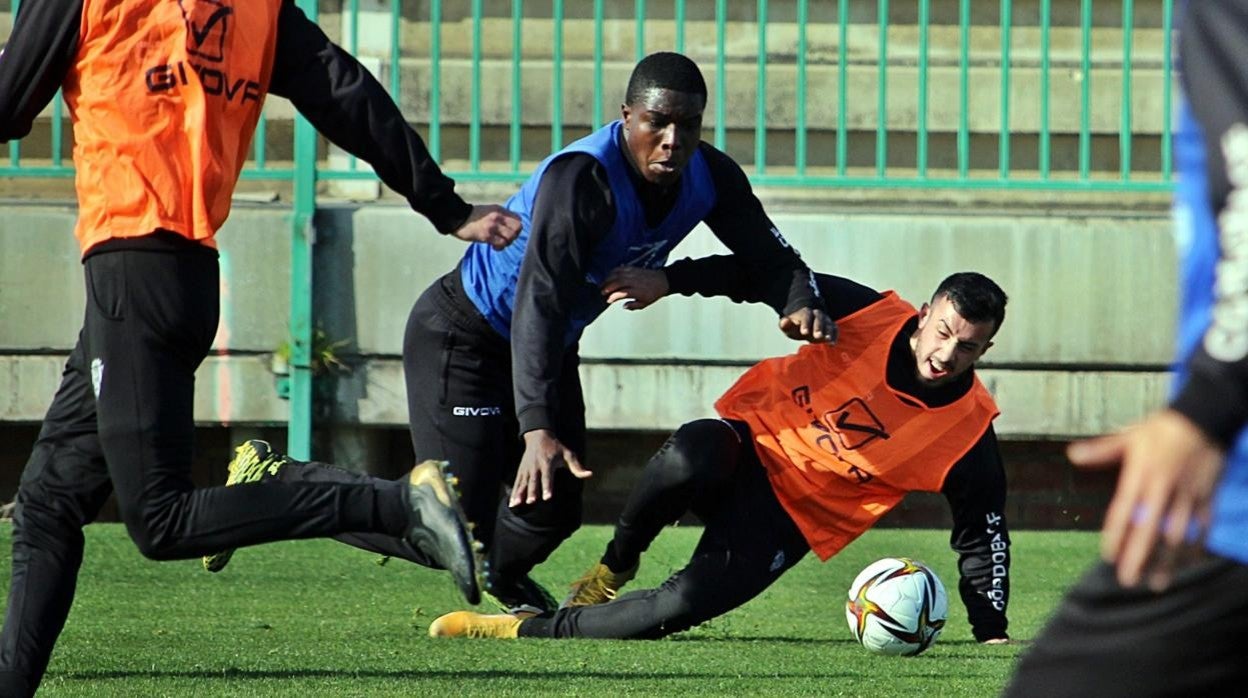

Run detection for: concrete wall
[[0, 196, 1176, 441]]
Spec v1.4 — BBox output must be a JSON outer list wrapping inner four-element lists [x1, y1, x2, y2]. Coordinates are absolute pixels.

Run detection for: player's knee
[[650, 583, 709, 636], [118, 505, 179, 560], [9, 493, 78, 552], [122, 520, 169, 560], [655, 419, 736, 486]]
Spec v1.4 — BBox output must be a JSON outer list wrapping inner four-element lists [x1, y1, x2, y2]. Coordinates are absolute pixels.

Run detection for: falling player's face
[[620, 88, 706, 187], [910, 294, 996, 387]]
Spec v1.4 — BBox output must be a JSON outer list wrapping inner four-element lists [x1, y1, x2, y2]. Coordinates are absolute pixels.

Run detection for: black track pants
[[401, 277, 586, 583], [520, 419, 811, 639], [1003, 556, 1248, 697], [0, 246, 408, 697]]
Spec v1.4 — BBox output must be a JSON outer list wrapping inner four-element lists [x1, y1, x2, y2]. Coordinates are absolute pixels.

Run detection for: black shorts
[[1004, 555, 1248, 696]]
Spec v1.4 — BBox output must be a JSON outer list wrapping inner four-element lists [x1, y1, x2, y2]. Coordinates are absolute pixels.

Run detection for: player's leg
[[0, 339, 116, 697], [202, 450, 441, 572], [210, 278, 511, 571], [403, 278, 515, 550], [431, 450, 812, 639], [486, 351, 587, 611], [560, 418, 747, 607], [1002, 557, 1248, 696], [87, 249, 476, 599]]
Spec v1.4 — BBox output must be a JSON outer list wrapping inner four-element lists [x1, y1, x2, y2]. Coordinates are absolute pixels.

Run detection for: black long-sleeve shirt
[[0, 0, 472, 233], [1169, 2, 1248, 446], [666, 255, 1010, 641], [510, 143, 822, 435]]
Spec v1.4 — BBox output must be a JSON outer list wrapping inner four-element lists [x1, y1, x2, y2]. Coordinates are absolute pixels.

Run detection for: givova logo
[[146, 0, 262, 104], [452, 406, 503, 417], [178, 0, 233, 63]]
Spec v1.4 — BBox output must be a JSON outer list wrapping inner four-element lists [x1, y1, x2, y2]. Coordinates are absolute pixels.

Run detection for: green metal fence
[[3, 0, 1175, 192]]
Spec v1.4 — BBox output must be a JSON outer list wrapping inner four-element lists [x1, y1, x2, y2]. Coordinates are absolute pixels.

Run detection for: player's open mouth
[[928, 359, 948, 377]]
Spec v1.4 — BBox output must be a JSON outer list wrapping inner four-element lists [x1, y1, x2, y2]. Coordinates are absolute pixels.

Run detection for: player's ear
[[916, 302, 932, 328], [620, 103, 631, 125]]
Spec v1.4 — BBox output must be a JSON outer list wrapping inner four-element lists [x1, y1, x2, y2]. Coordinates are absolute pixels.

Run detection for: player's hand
[[510, 429, 593, 506], [1069, 409, 1226, 591], [601, 266, 670, 310], [981, 638, 1011, 645], [449, 204, 522, 250], [778, 307, 837, 343]]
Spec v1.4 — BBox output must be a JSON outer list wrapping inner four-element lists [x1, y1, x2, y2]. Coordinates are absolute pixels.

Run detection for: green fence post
[[389, 0, 400, 97], [837, 0, 848, 176], [7, 0, 18, 166], [1121, 0, 1134, 181], [958, 0, 969, 179], [917, 0, 929, 178], [430, 0, 442, 161], [346, 0, 360, 171], [288, 0, 320, 460], [552, 0, 565, 151], [254, 116, 268, 170], [1079, 0, 1092, 181], [51, 93, 64, 168], [636, 0, 646, 61], [756, 0, 768, 175], [676, 0, 686, 54], [999, 0, 1011, 180], [1162, 0, 1173, 180], [715, 0, 727, 150], [512, 0, 524, 172], [594, 0, 605, 130], [1040, 0, 1051, 180], [876, 0, 888, 178], [796, 0, 808, 175], [471, 0, 482, 172]]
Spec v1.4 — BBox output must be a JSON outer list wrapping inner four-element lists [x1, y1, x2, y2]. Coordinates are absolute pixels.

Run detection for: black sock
[[378, 481, 409, 537]]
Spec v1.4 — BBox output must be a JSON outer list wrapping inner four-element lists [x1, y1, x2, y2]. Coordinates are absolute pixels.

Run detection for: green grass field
[[0, 523, 1099, 697]]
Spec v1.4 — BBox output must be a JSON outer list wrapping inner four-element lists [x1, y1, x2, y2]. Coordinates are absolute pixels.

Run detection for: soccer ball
[[845, 557, 948, 656]]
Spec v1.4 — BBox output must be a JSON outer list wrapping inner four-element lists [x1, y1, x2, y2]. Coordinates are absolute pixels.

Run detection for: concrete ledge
[[0, 202, 1178, 363], [579, 362, 1169, 439], [0, 353, 1168, 438]]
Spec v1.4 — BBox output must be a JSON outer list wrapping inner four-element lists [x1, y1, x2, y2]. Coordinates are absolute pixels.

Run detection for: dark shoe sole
[[407, 460, 482, 605]]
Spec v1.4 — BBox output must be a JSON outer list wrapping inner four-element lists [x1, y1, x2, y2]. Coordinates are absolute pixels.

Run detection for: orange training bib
[[65, 0, 281, 253], [715, 292, 998, 559]]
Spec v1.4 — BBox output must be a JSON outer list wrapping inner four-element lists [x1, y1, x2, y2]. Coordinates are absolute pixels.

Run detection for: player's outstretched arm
[[269, 0, 498, 238], [450, 204, 521, 250], [1069, 410, 1225, 591], [0, 0, 81, 142]]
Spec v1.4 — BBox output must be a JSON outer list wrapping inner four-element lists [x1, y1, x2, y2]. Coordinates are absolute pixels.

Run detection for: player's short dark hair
[[932, 272, 1008, 336], [625, 52, 708, 105]]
